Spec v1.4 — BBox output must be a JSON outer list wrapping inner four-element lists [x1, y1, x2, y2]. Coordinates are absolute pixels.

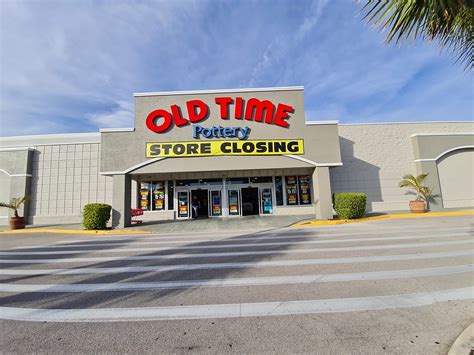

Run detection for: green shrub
[[83, 203, 112, 230], [333, 193, 367, 219]]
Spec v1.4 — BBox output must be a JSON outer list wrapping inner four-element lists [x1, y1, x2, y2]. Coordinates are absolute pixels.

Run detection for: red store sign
[[146, 97, 294, 133]]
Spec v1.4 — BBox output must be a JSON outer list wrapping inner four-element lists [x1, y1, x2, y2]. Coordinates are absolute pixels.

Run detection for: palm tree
[[399, 174, 433, 201], [0, 196, 30, 218], [358, 0, 474, 69]]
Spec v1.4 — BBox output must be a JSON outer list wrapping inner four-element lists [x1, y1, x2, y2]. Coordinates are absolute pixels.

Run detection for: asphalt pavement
[[0, 215, 473, 354]]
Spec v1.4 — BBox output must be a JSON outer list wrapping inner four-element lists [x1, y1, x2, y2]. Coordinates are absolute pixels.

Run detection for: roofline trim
[[414, 145, 474, 162], [305, 120, 339, 125], [100, 128, 135, 133], [0, 147, 36, 152], [339, 121, 473, 126], [134, 86, 304, 97], [411, 132, 474, 138]]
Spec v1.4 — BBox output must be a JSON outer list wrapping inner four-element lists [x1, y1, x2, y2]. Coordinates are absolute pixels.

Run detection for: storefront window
[[298, 176, 312, 205], [176, 179, 222, 186], [210, 190, 222, 216], [139, 181, 169, 211], [226, 177, 249, 185], [228, 189, 240, 215], [285, 176, 299, 205], [284, 175, 312, 206], [275, 176, 284, 206], [167, 181, 174, 210], [250, 176, 272, 184], [176, 179, 199, 187], [152, 181, 165, 210]]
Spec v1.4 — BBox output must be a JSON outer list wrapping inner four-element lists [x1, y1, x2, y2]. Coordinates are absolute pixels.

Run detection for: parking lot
[[0, 215, 473, 353]]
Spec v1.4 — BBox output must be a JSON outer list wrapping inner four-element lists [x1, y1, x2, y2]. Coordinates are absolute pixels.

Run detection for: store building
[[0, 87, 473, 227]]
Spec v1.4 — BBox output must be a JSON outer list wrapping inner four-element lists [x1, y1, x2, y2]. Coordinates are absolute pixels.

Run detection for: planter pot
[[9, 216, 26, 230], [409, 200, 426, 213]]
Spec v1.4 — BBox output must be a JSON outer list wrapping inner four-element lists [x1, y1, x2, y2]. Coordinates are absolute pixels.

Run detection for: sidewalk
[[0, 215, 314, 235], [1, 209, 472, 235], [293, 209, 474, 227]]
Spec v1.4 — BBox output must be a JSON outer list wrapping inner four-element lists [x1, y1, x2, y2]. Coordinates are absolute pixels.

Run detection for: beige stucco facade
[[331, 122, 474, 212], [0, 87, 472, 226]]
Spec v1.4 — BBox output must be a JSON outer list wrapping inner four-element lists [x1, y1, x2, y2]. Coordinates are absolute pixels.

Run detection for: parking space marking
[[1, 287, 471, 322]]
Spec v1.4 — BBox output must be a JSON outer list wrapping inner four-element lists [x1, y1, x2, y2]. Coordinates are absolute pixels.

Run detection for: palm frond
[[358, 0, 474, 70], [0, 202, 16, 210]]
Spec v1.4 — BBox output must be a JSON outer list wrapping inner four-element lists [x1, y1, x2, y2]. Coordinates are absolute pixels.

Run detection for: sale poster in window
[[286, 176, 298, 205], [153, 182, 165, 210], [299, 176, 311, 205], [212, 196, 221, 215], [140, 182, 150, 210]]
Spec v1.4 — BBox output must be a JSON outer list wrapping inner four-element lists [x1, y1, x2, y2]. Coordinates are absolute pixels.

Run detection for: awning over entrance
[[131, 155, 317, 175]]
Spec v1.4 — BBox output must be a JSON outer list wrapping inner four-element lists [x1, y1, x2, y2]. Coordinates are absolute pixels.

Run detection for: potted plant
[[0, 196, 30, 229], [399, 174, 433, 213]]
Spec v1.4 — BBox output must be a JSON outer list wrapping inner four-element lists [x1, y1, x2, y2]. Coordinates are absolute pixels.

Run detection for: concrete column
[[112, 174, 132, 228], [414, 161, 443, 211], [312, 167, 333, 220]]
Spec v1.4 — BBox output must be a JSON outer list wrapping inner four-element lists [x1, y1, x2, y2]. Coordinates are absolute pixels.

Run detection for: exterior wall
[[0, 148, 33, 224], [0, 134, 113, 225], [437, 149, 474, 208], [29, 143, 113, 224], [101, 88, 342, 174], [331, 122, 474, 212]]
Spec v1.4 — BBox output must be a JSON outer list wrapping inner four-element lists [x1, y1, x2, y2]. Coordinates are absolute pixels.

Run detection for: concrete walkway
[[0, 215, 314, 234]]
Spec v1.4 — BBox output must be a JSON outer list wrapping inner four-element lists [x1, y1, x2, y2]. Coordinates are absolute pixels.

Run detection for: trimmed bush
[[83, 203, 112, 230], [333, 192, 367, 219]]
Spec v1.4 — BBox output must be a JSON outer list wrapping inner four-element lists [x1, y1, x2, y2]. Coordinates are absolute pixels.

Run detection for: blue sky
[[0, 0, 472, 137]]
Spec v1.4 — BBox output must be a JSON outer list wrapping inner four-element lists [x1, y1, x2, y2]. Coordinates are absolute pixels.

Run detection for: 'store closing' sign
[[146, 140, 304, 158]]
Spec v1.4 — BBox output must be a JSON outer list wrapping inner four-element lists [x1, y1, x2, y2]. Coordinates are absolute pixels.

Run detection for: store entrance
[[191, 189, 209, 218], [241, 187, 259, 216]]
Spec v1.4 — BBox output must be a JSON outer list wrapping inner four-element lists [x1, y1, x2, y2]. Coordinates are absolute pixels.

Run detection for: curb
[[0, 229, 151, 235], [293, 210, 474, 227], [447, 323, 474, 355]]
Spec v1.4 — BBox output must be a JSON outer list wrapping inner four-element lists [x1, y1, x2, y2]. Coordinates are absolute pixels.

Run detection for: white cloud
[[88, 101, 134, 128], [0, 0, 471, 137]]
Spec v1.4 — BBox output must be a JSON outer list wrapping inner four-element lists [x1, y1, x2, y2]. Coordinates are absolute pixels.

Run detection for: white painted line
[[53, 225, 473, 244], [1, 239, 471, 258], [14, 231, 472, 250], [1, 287, 472, 322], [0, 265, 471, 293], [0, 250, 471, 272]]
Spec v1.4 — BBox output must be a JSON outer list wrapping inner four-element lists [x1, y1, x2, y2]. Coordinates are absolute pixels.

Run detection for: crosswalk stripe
[[0, 249, 471, 272], [0, 265, 471, 293], [1, 287, 471, 322], [12, 231, 471, 250], [53, 226, 473, 244], [0, 239, 471, 258]]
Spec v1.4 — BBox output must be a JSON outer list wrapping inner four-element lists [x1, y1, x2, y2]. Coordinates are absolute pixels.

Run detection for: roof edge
[[134, 86, 304, 97]]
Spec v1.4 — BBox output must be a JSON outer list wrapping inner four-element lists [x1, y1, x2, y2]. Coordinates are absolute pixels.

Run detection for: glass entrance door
[[209, 190, 222, 217], [227, 189, 240, 216], [260, 188, 273, 214], [177, 190, 190, 219]]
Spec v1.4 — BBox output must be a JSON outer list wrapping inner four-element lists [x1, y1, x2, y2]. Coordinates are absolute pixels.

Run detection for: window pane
[[285, 176, 299, 205], [228, 190, 240, 215], [210, 190, 222, 216], [275, 176, 284, 206], [250, 176, 272, 184], [226, 177, 249, 185], [176, 179, 199, 187], [298, 176, 312, 205], [139, 182, 151, 210], [151, 181, 165, 210], [176, 179, 222, 187], [167, 181, 174, 210]]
